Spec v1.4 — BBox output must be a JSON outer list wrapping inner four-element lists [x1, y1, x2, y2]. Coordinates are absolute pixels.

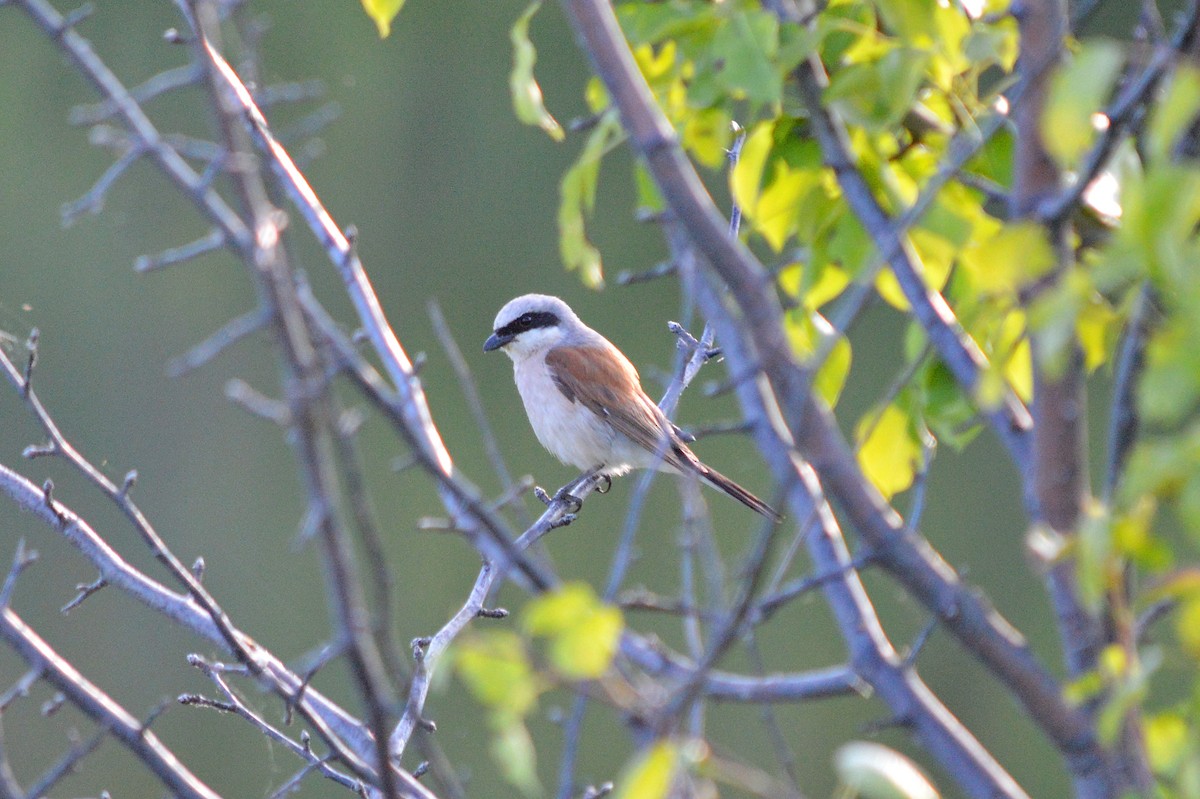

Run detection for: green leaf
[[1147, 65, 1200, 163], [617, 2, 714, 46], [826, 212, 873, 277], [967, 126, 1014, 189], [1076, 502, 1113, 614], [615, 741, 680, 799], [491, 719, 542, 797], [962, 17, 1018, 72], [856, 403, 924, 500], [633, 162, 665, 217], [361, 0, 405, 37], [874, 0, 937, 43], [710, 9, 781, 105], [922, 360, 982, 450], [523, 582, 623, 679], [510, 2, 564, 142], [453, 631, 540, 718], [558, 113, 622, 288], [1139, 320, 1200, 426], [1042, 40, 1124, 167]]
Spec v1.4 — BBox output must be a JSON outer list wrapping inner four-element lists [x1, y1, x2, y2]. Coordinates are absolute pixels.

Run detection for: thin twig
[[187, 656, 364, 794], [167, 308, 267, 377], [135, 229, 227, 273], [69, 62, 203, 125], [427, 299, 529, 528], [60, 142, 144, 225], [24, 727, 107, 799]]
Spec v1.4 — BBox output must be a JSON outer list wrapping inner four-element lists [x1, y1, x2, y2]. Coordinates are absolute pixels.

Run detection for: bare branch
[[135, 229, 226, 273], [61, 574, 107, 614], [0, 539, 38, 608], [183, 5, 401, 795], [69, 62, 202, 126], [13, 0, 252, 252], [186, 655, 364, 795], [0, 607, 223, 799], [0, 463, 422, 795], [24, 727, 106, 799], [60, 142, 144, 226], [0, 669, 42, 712]]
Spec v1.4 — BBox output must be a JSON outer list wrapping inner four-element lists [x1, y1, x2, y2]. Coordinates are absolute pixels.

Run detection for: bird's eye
[[519, 313, 533, 328]]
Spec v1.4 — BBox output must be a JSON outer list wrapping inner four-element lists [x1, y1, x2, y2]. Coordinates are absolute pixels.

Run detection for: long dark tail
[[699, 464, 783, 522], [672, 443, 781, 522]]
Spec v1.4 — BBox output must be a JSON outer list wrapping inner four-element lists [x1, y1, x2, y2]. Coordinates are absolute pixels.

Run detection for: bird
[[484, 294, 781, 522]]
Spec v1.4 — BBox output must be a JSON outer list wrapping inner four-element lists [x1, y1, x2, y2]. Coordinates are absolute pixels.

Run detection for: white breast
[[513, 354, 635, 475]]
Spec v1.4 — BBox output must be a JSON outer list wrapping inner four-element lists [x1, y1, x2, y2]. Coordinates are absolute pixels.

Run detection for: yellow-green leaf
[[996, 309, 1033, 404], [454, 631, 540, 718], [856, 404, 922, 500], [960, 221, 1056, 295], [549, 604, 622, 679], [633, 162, 665, 216], [1176, 595, 1200, 659], [1042, 40, 1124, 166], [709, 9, 781, 105], [1145, 712, 1189, 773], [780, 261, 850, 309], [682, 107, 732, 169], [361, 0, 405, 37], [1075, 293, 1118, 372], [730, 121, 774, 219], [1076, 502, 1113, 613], [524, 582, 624, 679], [510, 2, 564, 142], [1148, 65, 1200, 163], [491, 720, 542, 797], [754, 162, 811, 251], [785, 311, 852, 407], [615, 741, 680, 799], [558, 114, 621, 287]]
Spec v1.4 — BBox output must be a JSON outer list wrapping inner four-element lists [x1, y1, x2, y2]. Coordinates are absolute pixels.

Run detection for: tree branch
[[557, 0, 1107, 785], [0, 607, 223, 799]]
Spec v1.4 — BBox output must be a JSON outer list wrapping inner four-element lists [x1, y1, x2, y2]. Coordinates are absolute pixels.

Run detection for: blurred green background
[[0, 2, 1143, 797]]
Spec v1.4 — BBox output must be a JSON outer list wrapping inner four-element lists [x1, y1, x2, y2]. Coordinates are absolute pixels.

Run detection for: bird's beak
[[483, 331, 513, 352]]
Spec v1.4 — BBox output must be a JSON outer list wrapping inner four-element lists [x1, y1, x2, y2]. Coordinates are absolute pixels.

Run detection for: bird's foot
[[552, 485, 585, 514], [534, 484, 584, 514], [594, 474, 612, 494]]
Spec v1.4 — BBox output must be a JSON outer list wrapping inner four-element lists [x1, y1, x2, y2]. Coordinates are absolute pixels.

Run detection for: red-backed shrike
[[484, 294, 781, 522]]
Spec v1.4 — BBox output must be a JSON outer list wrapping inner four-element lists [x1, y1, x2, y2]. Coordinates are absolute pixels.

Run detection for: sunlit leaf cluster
[[471, 0, 1200, 792], [453, 583, 624, 795]]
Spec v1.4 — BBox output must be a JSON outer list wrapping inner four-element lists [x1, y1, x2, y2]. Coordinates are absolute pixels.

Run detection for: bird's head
[[484, 294, 577, 361]]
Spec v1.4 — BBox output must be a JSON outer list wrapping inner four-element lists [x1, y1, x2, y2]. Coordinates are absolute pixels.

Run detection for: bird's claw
[[552, 486, 584, 514], [594, 474, 612, 494], [535, 484, 585, 514]]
